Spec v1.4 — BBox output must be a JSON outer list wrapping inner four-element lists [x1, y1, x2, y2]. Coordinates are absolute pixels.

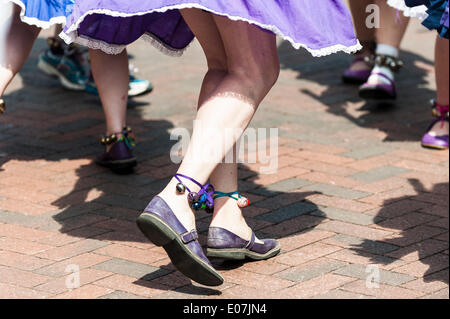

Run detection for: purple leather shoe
[[95, 128, 137, 171], [342, 57, 372, 84], [359, 72, 397, 100], [137, 196, 224, 286], [421, 119, 449, 150], [206, 227, 280, 261]]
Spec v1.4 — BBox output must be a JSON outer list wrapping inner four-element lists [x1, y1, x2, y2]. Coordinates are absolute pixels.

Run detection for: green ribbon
[[213, 191, 242, 201]]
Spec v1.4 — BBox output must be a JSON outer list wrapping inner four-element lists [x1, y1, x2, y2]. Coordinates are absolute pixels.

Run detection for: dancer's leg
[[180, 10, 254, 241], [435, 36, 449, 107], [365, 0, 410, 86], [375, 0, 410, 48], [89, 49, 128, 140], [157, 10, 279, 232], [0, 5, 40, 97], [427, 36, 449, 137], [347, 0, 376, 71]]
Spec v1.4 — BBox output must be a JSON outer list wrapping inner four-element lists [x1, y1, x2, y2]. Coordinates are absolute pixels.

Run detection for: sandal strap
[[432, 101, 450, 119], [431, 101, 450, 128], [370, 72, 394, 85], [245, 232, 256, 250], [181, 230, 198, 244]]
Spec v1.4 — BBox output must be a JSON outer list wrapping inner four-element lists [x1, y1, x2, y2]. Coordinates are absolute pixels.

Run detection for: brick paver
[[0, 18, 448, 299]]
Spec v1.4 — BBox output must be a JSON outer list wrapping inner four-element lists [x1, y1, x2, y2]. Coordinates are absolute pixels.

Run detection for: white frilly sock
[[368, 44, 399, 85]]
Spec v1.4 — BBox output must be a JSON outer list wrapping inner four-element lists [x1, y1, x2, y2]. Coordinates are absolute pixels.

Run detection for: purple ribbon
[[174, 173, 215, 208], [436, 103, 450, 128]]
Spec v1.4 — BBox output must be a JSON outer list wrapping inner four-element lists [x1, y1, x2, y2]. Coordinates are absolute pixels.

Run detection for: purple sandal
[[342, 57, 372, 84], [359, 71, 397, 100], [137, 175, 223, 286], [137, 196, 223, 286], [421, 102, 449, 150], [95, 126, 137, 171], [207, 227, 280, 260], [206, 191, 280, 260], [359, 54, 403, 101]]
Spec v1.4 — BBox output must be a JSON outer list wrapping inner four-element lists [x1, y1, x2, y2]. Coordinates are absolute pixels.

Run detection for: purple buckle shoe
[[206, 227, 281, 261], [95, 126, 137, 171], [421, 103, 449, 150], [342, 57, 372, 84], [359, 72, 397, 100], [137, 196, 224, 286]]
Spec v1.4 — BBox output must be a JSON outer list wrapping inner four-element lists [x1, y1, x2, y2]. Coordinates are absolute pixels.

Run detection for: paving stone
[[255, 201, 317, 223], [276, 258, 348, 282], [311, 207, 379, 226], [322, 234, 399, 255], [303, 183, 370, 200], [93, 258, 171, 279], [333, 264, 415, 286], [351, 166, 410, 183], [341, 280, 426, 299], [99, 290, 147, 299], [340, 145, 393, 160], [248, 178, 313, 197]]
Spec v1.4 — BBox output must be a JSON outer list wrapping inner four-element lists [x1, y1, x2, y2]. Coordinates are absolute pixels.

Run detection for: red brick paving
[[0, 19, 448, 299]]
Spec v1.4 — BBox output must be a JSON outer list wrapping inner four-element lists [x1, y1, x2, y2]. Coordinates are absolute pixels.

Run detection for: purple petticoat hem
[[61, 2, 362, 57]]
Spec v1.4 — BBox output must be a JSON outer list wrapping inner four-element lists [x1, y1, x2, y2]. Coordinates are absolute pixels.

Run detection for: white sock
[[368, 44, 399, 85]]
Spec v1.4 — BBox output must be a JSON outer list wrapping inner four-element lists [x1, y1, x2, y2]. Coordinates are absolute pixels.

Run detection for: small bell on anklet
[[188, 192, 199, 202], [176, 183, 186, 194], [192, 201, 202, 210], [237, 197, 250, 208]]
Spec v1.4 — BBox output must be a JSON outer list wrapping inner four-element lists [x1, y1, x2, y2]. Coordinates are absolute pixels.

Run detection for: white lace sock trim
[[60, 4, 362, 57], [4, 0, 66, 29], [386, 0, 429, 20]]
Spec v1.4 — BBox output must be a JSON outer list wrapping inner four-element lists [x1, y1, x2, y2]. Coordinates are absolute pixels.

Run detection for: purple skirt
[[61, 0, 361, 57]]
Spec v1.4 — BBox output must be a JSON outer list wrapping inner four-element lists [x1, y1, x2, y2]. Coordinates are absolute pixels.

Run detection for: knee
[[207, 57, 228, 75], [230, 58, 280, 94]]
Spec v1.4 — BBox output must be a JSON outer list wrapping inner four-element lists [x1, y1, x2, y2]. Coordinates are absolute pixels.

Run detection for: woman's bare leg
[[0, 5, 40, 97], [365, 0, 410, 86], [375, 0, 410, 48], [435, 36, 449, 107], [428, 36, 449, 137], [89, 48, 129, 144], [179, 10, 256, 241], [347, 0, 376, 71], [157, 10, 279, 233]]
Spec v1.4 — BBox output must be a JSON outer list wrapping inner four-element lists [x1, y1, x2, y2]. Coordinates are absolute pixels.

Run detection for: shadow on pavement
[[351, 179, 449, 285], [278, 40, 435, 143]]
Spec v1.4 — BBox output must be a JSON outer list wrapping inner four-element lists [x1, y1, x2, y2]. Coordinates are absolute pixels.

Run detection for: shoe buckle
[[181, 230, 198, 244]]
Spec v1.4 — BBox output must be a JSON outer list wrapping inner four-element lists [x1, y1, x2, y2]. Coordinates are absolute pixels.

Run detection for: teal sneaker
[[85, 74, 153, 97], [37, 38, 88, 90]]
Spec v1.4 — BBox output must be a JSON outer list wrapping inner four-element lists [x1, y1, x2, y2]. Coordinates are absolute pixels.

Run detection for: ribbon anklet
[[174, 173, 215, 214]]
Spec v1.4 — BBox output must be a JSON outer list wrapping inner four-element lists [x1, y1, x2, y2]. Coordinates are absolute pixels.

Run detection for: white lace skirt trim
[[4, 0, 66, 29], [387, 0, 429, 20], [60, 4, 362, 57]]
